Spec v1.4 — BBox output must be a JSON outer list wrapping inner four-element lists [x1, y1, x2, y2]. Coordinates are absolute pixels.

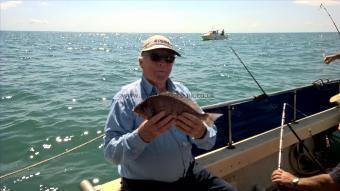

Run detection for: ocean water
[[0, 31, 339, 191]]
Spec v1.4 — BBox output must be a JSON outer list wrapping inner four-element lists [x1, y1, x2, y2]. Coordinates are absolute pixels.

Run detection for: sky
[[0, 0, 340, 33]]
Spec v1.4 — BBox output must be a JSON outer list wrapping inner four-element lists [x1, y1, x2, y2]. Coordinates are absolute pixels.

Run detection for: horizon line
[[0, 29, 338, 34]]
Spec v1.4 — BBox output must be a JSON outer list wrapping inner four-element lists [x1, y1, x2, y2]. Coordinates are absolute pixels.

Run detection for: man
[[104, 35, 236, 191], [271, 163, 340, 191]]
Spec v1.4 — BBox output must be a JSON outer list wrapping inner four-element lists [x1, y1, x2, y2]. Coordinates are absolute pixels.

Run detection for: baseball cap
[[141, 35, 181, 56]]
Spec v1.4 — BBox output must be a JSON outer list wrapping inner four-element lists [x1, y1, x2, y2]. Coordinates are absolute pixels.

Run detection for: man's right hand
[[137, 111, 175, 143], [271, 169, 297, 188], [324, 53, 340, 64], [324, 55, 335, 64]]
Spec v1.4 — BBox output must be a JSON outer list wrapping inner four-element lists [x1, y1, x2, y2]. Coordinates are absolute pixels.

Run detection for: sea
[[0, 31, 339, 191]]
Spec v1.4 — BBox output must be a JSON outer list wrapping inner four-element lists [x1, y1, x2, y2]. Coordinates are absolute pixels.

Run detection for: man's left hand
[[176, 112, 207, 139]]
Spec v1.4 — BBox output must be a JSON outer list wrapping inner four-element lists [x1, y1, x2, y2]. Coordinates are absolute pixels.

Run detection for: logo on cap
[[144, 39, 172, 49]]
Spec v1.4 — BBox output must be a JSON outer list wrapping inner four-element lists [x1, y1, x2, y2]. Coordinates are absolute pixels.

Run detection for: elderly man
[[104, 35, 236, 191]]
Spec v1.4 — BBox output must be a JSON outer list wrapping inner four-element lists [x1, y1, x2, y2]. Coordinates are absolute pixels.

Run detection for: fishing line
[[229, 47, 326, 172], [320, 3, 340, 36], [0, 133, 104, 180]]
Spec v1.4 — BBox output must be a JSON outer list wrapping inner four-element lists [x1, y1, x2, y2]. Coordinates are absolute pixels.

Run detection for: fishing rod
[[320, 3, 340, 36], [278, 103, 286, 170], [277, 103, 287, 191], [230, 47, 327, 173]]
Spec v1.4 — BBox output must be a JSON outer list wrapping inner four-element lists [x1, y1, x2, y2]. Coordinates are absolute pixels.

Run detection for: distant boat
[[201, 29, 227, 41]]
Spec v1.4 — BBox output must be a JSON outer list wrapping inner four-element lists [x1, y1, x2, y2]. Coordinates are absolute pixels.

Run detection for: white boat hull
[[201, 34, 227, 41]]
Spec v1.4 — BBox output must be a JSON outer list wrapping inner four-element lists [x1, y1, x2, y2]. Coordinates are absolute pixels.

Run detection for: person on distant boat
[[221, 29, 225, 36], [104, 35, 236, 191], [324, 53, 340, 64], [271, 163, 340, 191]]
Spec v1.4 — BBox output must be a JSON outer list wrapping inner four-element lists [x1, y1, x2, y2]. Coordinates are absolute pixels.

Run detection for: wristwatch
[[292, 177, 300, 186]]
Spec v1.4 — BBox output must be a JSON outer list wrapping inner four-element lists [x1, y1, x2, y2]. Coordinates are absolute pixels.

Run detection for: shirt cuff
[[192, 123, 213, 144], [126, 129, 148, 152]]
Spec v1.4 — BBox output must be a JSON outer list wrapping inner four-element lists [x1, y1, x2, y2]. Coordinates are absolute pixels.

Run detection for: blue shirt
[[104, 76, 217, 182]]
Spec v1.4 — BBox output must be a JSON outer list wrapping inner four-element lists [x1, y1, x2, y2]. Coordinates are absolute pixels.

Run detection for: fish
[[133, 92, 223, 126]]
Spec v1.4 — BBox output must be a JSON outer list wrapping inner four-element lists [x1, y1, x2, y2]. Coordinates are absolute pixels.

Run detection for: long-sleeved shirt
[[104, 76, 217, 182]]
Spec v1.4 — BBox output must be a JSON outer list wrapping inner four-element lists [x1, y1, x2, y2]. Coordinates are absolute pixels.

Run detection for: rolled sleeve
[[126, 129, 148, 154], [191, 123, 217, 150]]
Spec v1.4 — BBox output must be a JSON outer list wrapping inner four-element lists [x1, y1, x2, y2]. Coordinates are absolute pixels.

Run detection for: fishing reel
[[288, 127, 339, 176]]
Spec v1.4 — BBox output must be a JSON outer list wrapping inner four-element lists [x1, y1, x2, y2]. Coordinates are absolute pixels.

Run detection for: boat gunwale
[[202, 79, 340, 109]]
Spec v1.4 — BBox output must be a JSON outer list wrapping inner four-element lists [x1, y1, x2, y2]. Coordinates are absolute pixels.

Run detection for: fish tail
[[204, 113, 223, 127]]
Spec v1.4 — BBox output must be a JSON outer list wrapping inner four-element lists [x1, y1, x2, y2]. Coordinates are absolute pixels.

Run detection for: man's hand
[[271, 169, 297, 188], [137, 111, 175, 143], [176, 112, 207, 139], [324, 53, 340, 64]]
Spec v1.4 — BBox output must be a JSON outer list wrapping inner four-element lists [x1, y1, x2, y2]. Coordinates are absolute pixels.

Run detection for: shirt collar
[[141, 75, 176, 96]]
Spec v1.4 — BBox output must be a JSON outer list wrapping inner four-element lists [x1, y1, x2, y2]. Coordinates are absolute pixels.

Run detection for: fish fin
[[204, 113, 223, 127]]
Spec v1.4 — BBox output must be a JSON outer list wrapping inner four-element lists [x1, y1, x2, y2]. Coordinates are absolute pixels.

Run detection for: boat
[[201, 30, 227, 41], [80, 79, 340, 191]]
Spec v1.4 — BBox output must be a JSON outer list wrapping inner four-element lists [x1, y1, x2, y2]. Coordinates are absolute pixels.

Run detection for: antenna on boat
[[320, 3, 340, 36], [277, 103, 286, 169], [229, 47, 327, 173]]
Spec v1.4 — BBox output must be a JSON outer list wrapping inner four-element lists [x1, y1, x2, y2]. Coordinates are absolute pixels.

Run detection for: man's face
[[139, 49, 175, 86]]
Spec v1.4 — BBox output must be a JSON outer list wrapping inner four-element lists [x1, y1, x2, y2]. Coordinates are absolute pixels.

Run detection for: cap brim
[[142, 45, 181, 56]]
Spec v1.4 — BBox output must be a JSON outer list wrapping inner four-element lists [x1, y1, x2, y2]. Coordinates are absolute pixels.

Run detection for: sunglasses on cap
[[149, 52, 175, 63]]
